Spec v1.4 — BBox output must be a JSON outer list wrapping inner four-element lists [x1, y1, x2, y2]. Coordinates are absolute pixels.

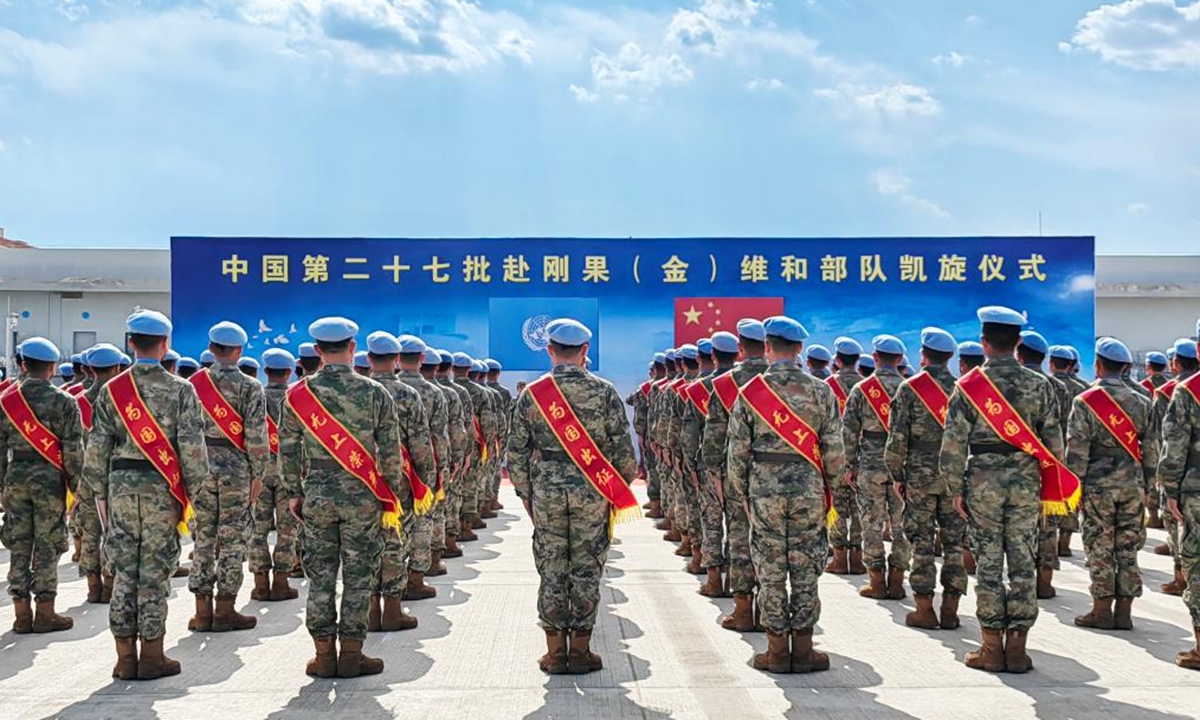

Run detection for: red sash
[[106, 371, 193, 534], [1079, 387, 1141, 463], [1161, 379, 1178, 401], [860, 375, 892, 428], [1178, 374, 1200, 406], [826, 376, 849, 416], [639, 381, 652, 398], [285, 379, 403, 529], [401, 445, 434, 515], [713, 373, 739, 413], [266, 413, 280, 455], [671, 377, 689, 398], [78, 394, 94, 432], [0, 387, 73, 511], [686, 380, 712, 417], [473, 415, 489, 461], [957, 368, 1081, 515], [0, 379, 14, 396], [65, 384, 86, 397], [527, 375, 640, 532], [907, 372, 950, 428], [189, 370, 247, 452], [738, 375, 836, 527], [1139, 378, 1156, 396]]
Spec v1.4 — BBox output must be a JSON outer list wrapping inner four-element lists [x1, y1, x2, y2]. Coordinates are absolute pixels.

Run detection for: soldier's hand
[[892, 482, 905, 502], [846, 473, 858, 490], [97, 498, 109, 529], [1168, 498, 1184, 524], [953, 495, 968, 521], [249, 478, 264, 507], [289, 498, 304, 524], [522, 497, 534, 520]]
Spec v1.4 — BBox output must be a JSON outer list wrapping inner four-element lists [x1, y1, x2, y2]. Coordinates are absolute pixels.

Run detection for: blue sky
[[0, 0, 1197, 252]]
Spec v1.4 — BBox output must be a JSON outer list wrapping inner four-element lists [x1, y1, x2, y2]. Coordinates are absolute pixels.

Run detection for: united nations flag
[[488, 297, 600, 371]]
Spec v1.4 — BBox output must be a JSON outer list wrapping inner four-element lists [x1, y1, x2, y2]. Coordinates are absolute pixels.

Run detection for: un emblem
[[522, 314, 552, 351]]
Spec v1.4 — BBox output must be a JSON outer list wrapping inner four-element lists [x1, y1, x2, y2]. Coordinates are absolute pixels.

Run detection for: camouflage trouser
[[531, 484, 610, 631], [1181, 494, 1200, 626], [681, 467, 704, 539], [1036, 516, 1062, 571], [698, 474, 725, 568], [461, 465, 483, 524], [188, 458, 253, 597], [903, 487, 966, 596], [829, 485, 862, 549], [670, 460, 690, 532], [431, 502, 446, 553], [74, 479, 108, 577], [726, 497, 755, 594], [445, 483, 462, 538], [857, 472, 909, 570], [372, 524, 408, 597], [249, 473, 297, 574], [967, 479, 1040, 631], [1164, 486, 1182, 558], [302, 496, 383, 640], [407, 514, 433, 574], [107, 486, 181, 640], [748, 493, 826, 634], [1081, 485, 1145, 599], [1, 469, 69, 600], [1060, 510, 1079, 533], [645, 449, 661, 502]]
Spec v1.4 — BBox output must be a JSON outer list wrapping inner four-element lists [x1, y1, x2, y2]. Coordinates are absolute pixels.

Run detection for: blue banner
[[170, 236, 1096, 392]]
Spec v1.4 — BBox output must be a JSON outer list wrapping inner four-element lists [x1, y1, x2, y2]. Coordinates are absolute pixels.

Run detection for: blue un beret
[[806, 345, 832, 363], [486, 359, 501, 371], [711, 331, 739, 354], [920, 327, 956, 354], [547, 318, 592, 347], [438, 350, 453, 364], [1048, 345, 1074, 361], [764, 316, 809, 342], [977, 305, 1026, 327], [19, 337, 59, 363], [126, 309, 172, 337], [859, 356, 876, 369], [237, 357, 260, 371], [452, 352, 473, 368], [677, 344, 699, 360], [366, 331, 403, 356], [353, 351, 371, 369], [309, 317, 359, 343], [119, 353, 132, 366], [468, 360, 482, 373], [956, 341, 985, 358], [177, 357, 200, 370], [665, 349, 677, 361], [88, 343, 124, 368], [1019, 331, 1049, 356], [199, 350, 216, 364], [872, 334, 906, 355], [1174, 338, 1198, 360], [653, 352, 667, 364], [397, 335, 427, 354], [209, 321, 248, 347], [70, 353, 83, 364], [1146, 351, 1168, 366], [834, 336, 863, 356], [261, 348, 296, 371], [1066, 346, 1081, 363], [422, 349, 442, 366], [696, 338, 713, 355], [298, 342, 318, 359], [58, 363, 74, 377], [736, 319, 766, 342], [163, 349, 181, 362], [1096, 338, 1132, 365]]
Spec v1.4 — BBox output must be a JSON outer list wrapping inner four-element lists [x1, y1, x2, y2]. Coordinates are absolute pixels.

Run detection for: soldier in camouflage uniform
[[86, 311, 209, 679], [1049, 346, 1087, 562], [1068, 339, 1158, 631], [76, 345, 126, 604], [455, 353, 501, 539], [886, 328, 966, 630], [281, 317, 410, 678], [941, 306, 1063, 674], [398, 337, 448, 596], [438, 351, 476, 556], [696, 333, 739, 597], [1158, 339, 1198, 596], [665, 344, 703, 572], [826, 337, 866, 575], [187, 321, 270, 634], [843, 335, 910, 600], [507, 319, 638, 675], [248, 348, 299, 603], [1159, 324, 1200, 669], [805, 345, 833, 380], [1, 338, 83, 635], [627, 357, 664, 517], [425, 348, 466, 573], [485, 359, 513, 514], [648, 351, 678, 535], [1141, 351, 1170, 529], [726, 316, 844, 674], [703, 321, 770, 631]]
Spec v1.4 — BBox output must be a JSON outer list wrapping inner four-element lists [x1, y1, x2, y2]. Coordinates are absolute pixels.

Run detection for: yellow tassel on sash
[[825, 507, 839, 530], [176, 502, 195, 536], [412, 490, 434, 516]]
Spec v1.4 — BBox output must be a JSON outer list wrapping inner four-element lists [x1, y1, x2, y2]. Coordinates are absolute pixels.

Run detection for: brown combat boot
[[12, 597, 33, 634], [337, 637, 384, 678], [939, 594, 961, 630], [306, 636, 337, 678], [538, 629, 569, 674], [459, 520, 479, 542], [965, 628, 1006, 673], [481, 505, 498, 520], [1036, 567, 1056, 599], [934, 530, 943, 557], [270, 572, 299, 601], [663, 525, 682, 542], [32, 598, 73, 633], [172, 565, 190, 578], [1057, 531, 1073, 558], [790, 628, 830, 673], [443, 536, 464, 558], [905, 594, 939, 629], [963, 547, 977, 575], [1146, 508, 1164, 529], [1074, 597, 1115, 630], [886, 565, 907, 600], [87, 572, 104, 604], [100, 573, 114, 603], [472, 515, 486, 529], [251, 571, 271, 601], [112, 636, 138, 680], [1155, 542, 1173, 555], [698, 567, 725, 597], [1113, 597, 1134, 630], [847, 547, 867, 575], [1005, 628, 1033, 673], [647, 500, 664, 519], [567, 630, 604, 674], [428, 550, 448, 577], [211, 595, 257, 632], [721, 594, 756, 632], [674, 534, 693, 557], [380, 595, 418, 631], [367, 594, 382, 632], [686, 546, 704, 575], [654, 517, 672, 532], [859, 567, 888, 599], [71, 534, 82, 563], [1177, 628, 1200, 670], [187, 594, 212, 632], [137, 636, 181, 680], [752, 631, 791, 674], [405, 571, 437, 600], [825, 547, 849, 574], [1163, 565, 1186, 596]]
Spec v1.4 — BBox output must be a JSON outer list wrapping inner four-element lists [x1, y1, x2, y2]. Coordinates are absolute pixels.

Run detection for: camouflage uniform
[[665, 371, 702, 540], [280, 363, 409, 641], [886, 365, 966, 597], [433, 375, 468, 554], [459, 376, 501, 526], [398, 369, 448, 573], [440, 376, 476, 541], [843, 367, 909, 571], [486, 379, 514, 504], [940, 355, 1062, 631], [1066, 378, 1157, 600], [189, 365, 270, 599], [76, 379, 111, 579], [1033, 369, 1071, 572], [626, 382, 655, 501], [249, 379, 297, 576], [1157, 370, 1194, 560], [1158, 376, 1200, 626], [694, 367, 732, 569], [1053, 370, 1086, 539], [725, 361, 846, 633], [645, 377, 673, 510], [650, 375, 681, 527], [507, 365, 638, 630], [85, 363, 209, 640], [828, 366, 864, 551], [0, 379, 85, 600]]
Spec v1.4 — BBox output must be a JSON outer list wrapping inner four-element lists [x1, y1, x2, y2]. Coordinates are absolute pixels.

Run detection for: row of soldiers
[[0, 311, 516, 680], [629, 309, 1200, 673]]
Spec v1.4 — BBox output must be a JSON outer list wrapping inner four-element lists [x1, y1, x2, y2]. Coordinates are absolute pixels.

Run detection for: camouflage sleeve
[[631, 394, 647, 441], [482, 392, 502, 444], [842, 388, 864, 476], [1038, 378, 1066, 460], [374, 386, 409, 505], [818, 387, 847, 484], [883, 385, 912, 484], [280, 395, 305, 500], [1140, 399, 1161, 493], [1158, 393, 1197, 502], [84, 393, 117, 499], [243, 382, 271, 482], [725, 399, 752, 503], [430, 395, 450, 477], [505, 394, 534, 501], [0, 418, 8, 492], [176, 383, 211, 498], [404, 397, 437, 492], [604, 386, 639, 482], [939, 389, 973, 497], [702, 396, 730, 474], [448, 402, 468, 466], [58, 392, 86, 489], [1065, 396, 1093, 481]]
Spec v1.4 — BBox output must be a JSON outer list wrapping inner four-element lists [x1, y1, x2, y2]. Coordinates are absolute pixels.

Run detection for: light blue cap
[[70, 354, 83, 364], [163, 349, 180, 362], [653, 352, 667, 364], [736, 319, 766, 342], [422, 349, 441, 366], [1168, 348, 1177, 360], [366, 331, 403, 356], [677, 343, 699, 360], [209, 321, 248, 347], [309, 317, 359, 343], [438, 350, 453, 364], [1174, 338, 1198, 360], [711, 331, 739, 354], [177, 357, 200, 370], [119, 353, 132, 366], [18, 337, 59, 363], [834, 336, 863, 356], [806, 345, 832, 363], [298, 342, 318, 359], [486, 359, 501, 371], [920, 327, 956, 354], [957, 341, 984, 357], [872, 334, 906, 355], [1146, 351, 1168, 366], [1066, 346, 1081, 364], [665, 349, 677, 361], [126, 309, 172, 337], [763, 316, 808, 342], [452, 352, 473, 368], [398, 335, 427, 355], [88, 343, 124, 367], [859, 356, 876, 369], [237, 357, 260, 370], [1096, 338, 1132, 364], [262, 348, 296, 371], [977, 305, 1025, 327], [200, 350, 216, 364], [58, 363, 74, 377], [1048, 345, 1074, 361], [1019, 330, 1049, 356], [696, 338, 713, 355], [354, 350, 371, 368], [547, 318, 593, 347]]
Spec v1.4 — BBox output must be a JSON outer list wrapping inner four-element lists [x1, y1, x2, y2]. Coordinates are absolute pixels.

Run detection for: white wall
[[1, 290, 169, 366], [1096, 296, 1199, 361]]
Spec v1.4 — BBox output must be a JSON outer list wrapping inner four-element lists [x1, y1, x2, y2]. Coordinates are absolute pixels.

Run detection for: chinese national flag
[[674, 297, 785, 346]]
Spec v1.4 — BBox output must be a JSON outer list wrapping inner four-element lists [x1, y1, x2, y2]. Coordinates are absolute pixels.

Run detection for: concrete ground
[[1, 485, 1198, 720]]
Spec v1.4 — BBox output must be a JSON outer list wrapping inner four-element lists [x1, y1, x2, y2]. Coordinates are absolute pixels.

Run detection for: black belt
[[10, 450, 49, 463], [308, 459, 345, 471], [205, 436, 240, 449], [1091, 446, 1134, 459], [861, 431, 888, 441], [910, 439, 942, 453], [540, 450, 570, 461], [111, 458, 154, 472], [970, 443, 1022, 456], [753, 451, 802, 464]]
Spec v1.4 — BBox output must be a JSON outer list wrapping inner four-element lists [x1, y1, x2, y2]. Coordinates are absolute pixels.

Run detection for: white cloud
[[1127, 201, 1151, 214], [746, 77, 785, 91], [931, 51, 971, 68], [52, 0, 89, 22], [0, 140, 6, 153], [1069, 0, 1200, 70], [1057, 41, 1073, 54], [1066, 273, 1095, 295], [497, 30, 534, 64], [698, 0, 763, 25], [666, 10, 720, 52], [570, 42, 693, 103], [815, 83, 942, 121], [871, 169, 951, 219], [964, 14, 982, 26]]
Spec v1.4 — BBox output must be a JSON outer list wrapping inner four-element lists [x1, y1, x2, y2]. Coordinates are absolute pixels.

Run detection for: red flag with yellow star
[[674, 297, 785, 346]]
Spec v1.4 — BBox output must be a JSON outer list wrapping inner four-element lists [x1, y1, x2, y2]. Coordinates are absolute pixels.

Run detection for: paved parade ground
[[1, 485, 1198, 720]]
